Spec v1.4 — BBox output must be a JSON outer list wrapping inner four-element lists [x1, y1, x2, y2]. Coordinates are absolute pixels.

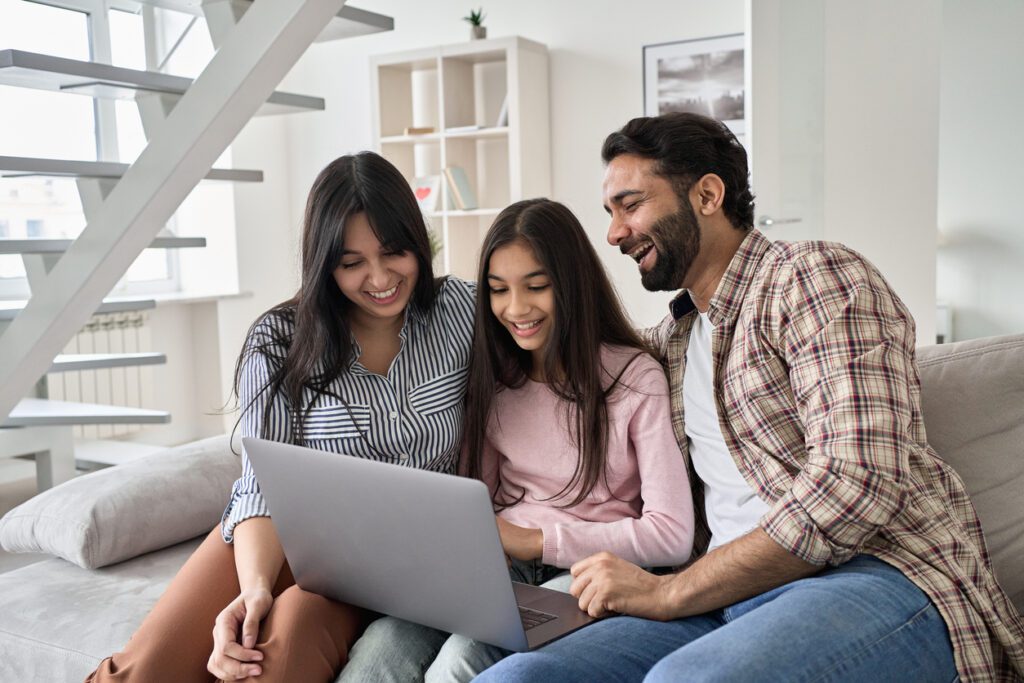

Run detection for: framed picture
[[643, 33, 746, 141], [411, 175, 442, 213]]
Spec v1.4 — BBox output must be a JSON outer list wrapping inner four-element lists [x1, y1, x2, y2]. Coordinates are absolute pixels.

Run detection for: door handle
[[757, 216, 802, 228]]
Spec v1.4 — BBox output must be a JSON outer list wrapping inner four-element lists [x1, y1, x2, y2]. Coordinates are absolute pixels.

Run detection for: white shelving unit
[[370, 36, 551, 279]]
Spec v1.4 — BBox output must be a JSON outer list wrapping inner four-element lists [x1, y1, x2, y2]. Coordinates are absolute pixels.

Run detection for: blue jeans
[[474, 555, 959, 683], [426, 559, 572, 682]]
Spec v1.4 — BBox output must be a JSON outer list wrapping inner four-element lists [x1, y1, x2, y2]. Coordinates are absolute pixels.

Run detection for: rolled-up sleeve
[[759, 248, 918, 566], [221, 320, 292, 543]]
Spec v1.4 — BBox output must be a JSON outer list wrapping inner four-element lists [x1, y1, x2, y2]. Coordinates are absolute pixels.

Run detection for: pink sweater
[[481, 345, 695, 568]]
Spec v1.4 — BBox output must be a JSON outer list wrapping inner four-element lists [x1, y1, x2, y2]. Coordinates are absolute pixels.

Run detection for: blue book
[[443, 166, 478, 210]]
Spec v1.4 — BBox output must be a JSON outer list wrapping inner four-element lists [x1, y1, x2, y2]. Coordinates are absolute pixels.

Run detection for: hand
[[207, 587, 272, 680], [496, 516, 544, 561], [570, 551, 676, 620]]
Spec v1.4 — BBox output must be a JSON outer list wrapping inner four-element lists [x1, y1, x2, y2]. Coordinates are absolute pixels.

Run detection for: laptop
[[242, 437, 600, 652]]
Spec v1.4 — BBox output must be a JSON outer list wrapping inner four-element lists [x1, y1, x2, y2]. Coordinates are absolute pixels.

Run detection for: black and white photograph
[[643, 33, 745, 138]]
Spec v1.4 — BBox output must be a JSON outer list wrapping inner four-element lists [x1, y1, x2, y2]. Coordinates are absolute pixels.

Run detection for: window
[[0, 0, 226, 300]]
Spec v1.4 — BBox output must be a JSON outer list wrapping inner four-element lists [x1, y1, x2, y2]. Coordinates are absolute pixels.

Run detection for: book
[[495, 94, 508, 127], [445, 124, 483, 133], [443, 166, 478, 210], [403, 126, 435, 135], [411, 175, 442, 213]]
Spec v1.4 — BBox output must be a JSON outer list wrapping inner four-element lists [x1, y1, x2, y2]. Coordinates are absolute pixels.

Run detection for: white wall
[[821, 0, 941, 345], [937, 0, 1024, 341]]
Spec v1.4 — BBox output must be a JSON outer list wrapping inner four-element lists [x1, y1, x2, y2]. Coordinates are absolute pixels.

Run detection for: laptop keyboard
[[519, 605, 558, 630]]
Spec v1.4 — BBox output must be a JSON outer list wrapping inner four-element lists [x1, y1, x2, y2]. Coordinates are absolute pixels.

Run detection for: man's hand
[[207, 587, 272, 680], [570, 551, 676, 620], [496, 516, 544, 561]]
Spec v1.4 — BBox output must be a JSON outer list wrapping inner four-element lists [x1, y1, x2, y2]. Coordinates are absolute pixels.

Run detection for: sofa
[[1, 333, 1022, 681]]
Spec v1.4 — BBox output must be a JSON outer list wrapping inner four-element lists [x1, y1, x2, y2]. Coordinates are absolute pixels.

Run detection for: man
[[476, 113, 1024, 682]]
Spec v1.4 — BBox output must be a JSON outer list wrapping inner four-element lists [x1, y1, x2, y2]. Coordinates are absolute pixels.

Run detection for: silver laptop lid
[[242, 437, 529, 651]]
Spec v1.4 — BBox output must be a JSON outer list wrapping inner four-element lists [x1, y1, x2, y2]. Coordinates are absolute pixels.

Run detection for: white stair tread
[[5, 398, 171, 427], [50, 352, 166, 372], [74, 438, 170, 467], [0, 236, 206, 254], [117, 2, 393, 42], [0, 298, 156, 321], [0, 50, 324, 116], [0, 156, 262, 182]]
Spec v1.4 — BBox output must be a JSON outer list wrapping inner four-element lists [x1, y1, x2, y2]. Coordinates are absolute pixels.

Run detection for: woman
[[86, 152, 475, 683], [424, 198, 695, 681]]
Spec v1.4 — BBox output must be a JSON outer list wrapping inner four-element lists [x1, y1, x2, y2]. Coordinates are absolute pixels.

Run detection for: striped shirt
[[649, 230, 1024, 682], [221, 277, 476, 543]]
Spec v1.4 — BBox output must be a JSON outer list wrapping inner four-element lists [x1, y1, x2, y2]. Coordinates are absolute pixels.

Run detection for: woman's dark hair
[[601, 112, 755, 230], [464, 198, 654, 508], [233, 151, 437, 442]]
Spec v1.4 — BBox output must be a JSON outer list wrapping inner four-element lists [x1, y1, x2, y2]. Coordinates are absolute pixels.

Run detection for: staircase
[[0, 0, 393, 490]]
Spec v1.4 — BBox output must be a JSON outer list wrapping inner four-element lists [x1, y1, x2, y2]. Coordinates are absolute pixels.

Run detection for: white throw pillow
[[0, 435, 240, 569]]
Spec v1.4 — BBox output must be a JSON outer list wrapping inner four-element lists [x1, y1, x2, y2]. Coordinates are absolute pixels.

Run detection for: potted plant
[[463, 7, 486, 40]]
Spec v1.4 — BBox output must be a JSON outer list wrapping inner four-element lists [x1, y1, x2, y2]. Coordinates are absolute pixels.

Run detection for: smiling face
[[333, 211, 419, 329], [603, 153, 702, 292], [487, 240, 555, 368]]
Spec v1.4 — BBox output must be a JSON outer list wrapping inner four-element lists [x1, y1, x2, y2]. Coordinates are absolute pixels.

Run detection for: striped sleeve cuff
[[220, 492, 271, 544]]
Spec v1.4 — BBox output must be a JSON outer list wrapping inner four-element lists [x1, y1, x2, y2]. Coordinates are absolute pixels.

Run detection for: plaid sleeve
[[643, 314, 675, 362], [759, 246, 921, 566]]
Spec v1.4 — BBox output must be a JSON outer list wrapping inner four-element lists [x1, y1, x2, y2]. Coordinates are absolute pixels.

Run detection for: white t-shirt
[[683, 311, 770, 551]]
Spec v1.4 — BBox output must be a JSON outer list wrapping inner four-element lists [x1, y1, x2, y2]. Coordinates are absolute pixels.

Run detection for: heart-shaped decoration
[[415, 187, 432, 200]]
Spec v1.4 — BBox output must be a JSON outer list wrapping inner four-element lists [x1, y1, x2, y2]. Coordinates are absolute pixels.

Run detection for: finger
[[210, 654, 262, 681], [577, 575, 597, 613], [241, 610, 261, 650], [569, 568, 592, 599], [222, 640, 264, 664], [570, 555, 597, 577]]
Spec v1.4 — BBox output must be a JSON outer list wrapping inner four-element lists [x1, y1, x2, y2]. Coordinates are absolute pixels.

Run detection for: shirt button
[[389, 411, 399, 420]]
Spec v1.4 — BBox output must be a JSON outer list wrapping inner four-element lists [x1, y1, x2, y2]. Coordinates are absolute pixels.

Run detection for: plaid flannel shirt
[[650, 230, 1024, 682]]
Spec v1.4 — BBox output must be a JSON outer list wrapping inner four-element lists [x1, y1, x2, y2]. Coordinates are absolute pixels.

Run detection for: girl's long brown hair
[[231, 152, 439, 443], [464, 198, 654, 508]]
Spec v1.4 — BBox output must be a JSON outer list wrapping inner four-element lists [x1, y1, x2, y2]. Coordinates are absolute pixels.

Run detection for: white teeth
[[368, 285, 398, 299], [630, 243, 653, 264], [512, 320, 540, 330]]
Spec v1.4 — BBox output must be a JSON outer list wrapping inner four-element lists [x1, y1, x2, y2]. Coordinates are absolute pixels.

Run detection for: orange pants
[[85, 528, 368, 683]]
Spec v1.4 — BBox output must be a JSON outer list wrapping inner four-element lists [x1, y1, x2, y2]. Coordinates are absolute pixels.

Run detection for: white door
[[747, 0, 824, 243]]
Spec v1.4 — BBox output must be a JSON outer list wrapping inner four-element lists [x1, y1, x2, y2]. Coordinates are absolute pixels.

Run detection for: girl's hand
[[207, 587, 272, 680], [496, 516, 544, 561]]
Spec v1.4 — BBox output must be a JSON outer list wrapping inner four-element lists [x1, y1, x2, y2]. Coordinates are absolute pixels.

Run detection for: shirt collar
[[669, 229, 772, 325], [347, 303, 422, 372]]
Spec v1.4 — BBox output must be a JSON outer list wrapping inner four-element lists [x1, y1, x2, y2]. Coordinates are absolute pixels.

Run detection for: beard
[[635, 199, 702, 292]]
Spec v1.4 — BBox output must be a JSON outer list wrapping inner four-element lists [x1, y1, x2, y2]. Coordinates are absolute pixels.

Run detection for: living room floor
[[0, 458, 53, 572]]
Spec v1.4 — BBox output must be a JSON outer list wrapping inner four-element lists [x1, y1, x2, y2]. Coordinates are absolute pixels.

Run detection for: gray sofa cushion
[[917, 334, 1024, 614], [0, 538, 199, 681], [0, 435, 240, 569]]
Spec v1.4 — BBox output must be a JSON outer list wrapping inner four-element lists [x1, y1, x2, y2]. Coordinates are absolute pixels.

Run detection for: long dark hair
[[233, 151, 438, 442], [602, 113, 755, 230], [464, 198, 653, 508]]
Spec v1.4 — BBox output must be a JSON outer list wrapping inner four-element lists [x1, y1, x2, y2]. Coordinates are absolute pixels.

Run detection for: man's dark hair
[[601, 113, 755, 230]]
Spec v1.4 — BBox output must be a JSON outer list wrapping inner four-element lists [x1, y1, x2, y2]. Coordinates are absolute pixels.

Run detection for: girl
[[87, 152, 475, 683], [424, 198, 695, 681]]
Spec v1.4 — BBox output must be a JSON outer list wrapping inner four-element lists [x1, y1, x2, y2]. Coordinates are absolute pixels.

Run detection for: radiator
[[46, 312, 156, 439]]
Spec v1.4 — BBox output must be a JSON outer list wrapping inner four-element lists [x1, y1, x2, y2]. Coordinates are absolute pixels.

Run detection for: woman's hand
[[207, 587, 272, 680], [496, 516, 544, 562]]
